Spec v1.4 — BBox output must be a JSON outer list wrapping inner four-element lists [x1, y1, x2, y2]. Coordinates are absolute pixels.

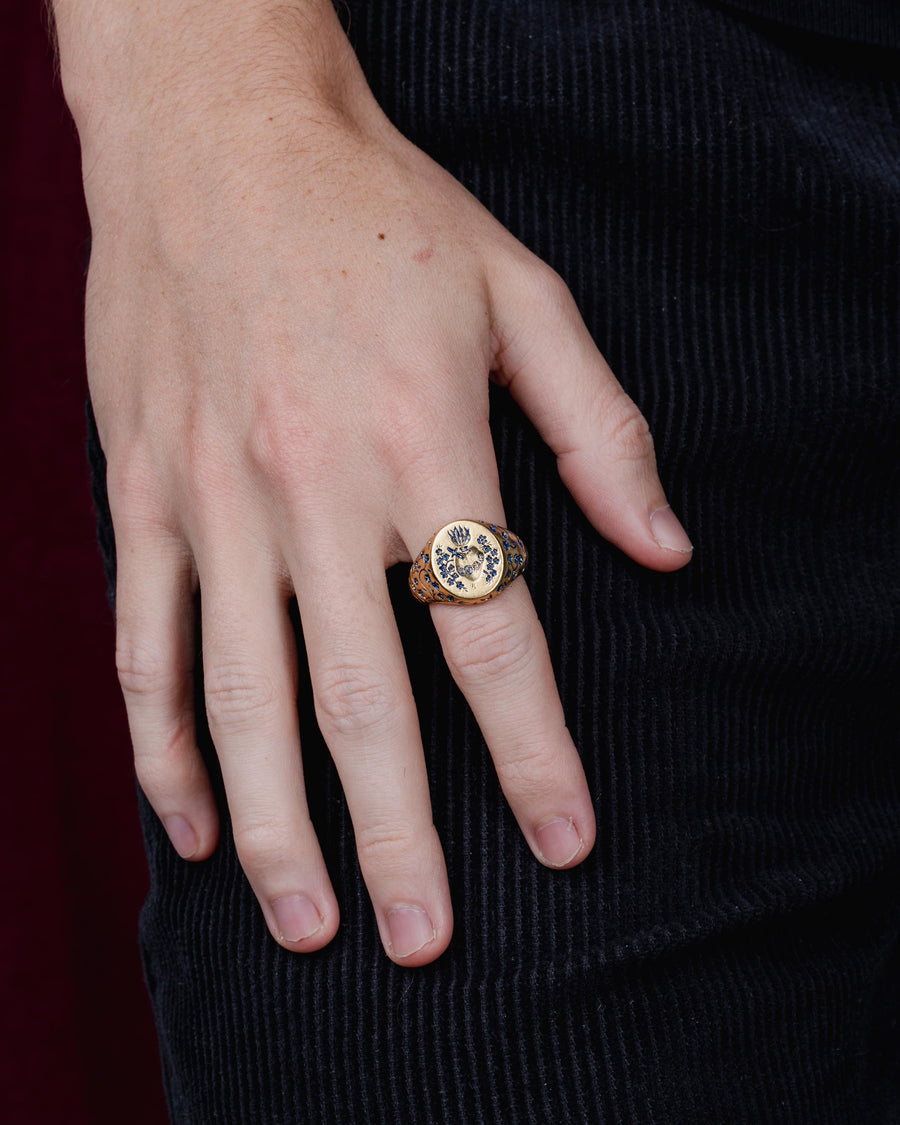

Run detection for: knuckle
[[444, 613, 532, 686], [493, 742, 561, 802], [132, 720, 201, 800], [134, 755, 187, 804], [245, 390, 327, 487], [606, 398, 656, 464], [314, 662, 395, 740], [116, 638, 175, 699], [531, 260, 577, 317], [106, 448, 167, 524], [355, 821, 419, 869], [232, 815, 295, 872], [204, 663, 279, 730]]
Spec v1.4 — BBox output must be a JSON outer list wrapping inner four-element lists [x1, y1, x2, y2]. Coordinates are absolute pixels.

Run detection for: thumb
[[488, 256, 693, 572]]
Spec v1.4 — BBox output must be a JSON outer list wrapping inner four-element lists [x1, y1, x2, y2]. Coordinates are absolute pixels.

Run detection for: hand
[[72, 5, 693, 967]]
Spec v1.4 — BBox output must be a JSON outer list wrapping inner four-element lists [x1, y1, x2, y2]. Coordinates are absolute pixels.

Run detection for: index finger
[[488, 256, 694, 570]]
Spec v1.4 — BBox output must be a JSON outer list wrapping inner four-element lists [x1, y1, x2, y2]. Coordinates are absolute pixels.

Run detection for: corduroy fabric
[[84, 1, 900, 1121]]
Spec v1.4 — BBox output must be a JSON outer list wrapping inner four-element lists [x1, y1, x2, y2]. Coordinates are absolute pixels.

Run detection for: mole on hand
[[377, 232, 386, 240]]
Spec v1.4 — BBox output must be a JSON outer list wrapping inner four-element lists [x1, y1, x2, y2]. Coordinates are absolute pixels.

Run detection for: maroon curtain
[[2, 3, 168, 1121]]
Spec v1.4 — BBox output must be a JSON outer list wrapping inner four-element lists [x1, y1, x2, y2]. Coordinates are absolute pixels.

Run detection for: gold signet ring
[[409, 519, 528, 606]]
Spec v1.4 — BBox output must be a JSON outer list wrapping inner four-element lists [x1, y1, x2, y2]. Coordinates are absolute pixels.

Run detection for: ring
[[409, 519, 528, 605]]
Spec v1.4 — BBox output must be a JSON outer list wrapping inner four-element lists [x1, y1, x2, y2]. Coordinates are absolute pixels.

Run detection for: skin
[[53, 0, 693, 967]]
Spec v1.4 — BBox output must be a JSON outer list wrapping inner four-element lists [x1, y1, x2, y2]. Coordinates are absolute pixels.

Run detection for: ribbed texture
[[84, 1, 899, 1121]]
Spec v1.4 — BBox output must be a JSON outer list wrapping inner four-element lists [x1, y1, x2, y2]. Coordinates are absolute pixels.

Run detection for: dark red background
[[2, 2, 168, 1120]]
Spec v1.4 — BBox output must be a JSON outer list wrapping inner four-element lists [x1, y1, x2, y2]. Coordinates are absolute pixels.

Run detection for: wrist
[[53, 0, 380, 146]]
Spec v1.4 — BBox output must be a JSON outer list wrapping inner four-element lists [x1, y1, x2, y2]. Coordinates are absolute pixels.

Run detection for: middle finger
[[288, 524, 454, 966]]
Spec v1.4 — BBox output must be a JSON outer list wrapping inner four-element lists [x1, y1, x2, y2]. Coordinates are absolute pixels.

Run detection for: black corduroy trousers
[[85, 2, 900, 1121]]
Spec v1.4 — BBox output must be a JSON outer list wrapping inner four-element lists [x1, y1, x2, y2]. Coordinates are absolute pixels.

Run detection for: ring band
[[409, 519, 528, 606]]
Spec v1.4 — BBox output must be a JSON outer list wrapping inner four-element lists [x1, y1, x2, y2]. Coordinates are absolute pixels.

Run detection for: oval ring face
[[430, 520, 505, 600]]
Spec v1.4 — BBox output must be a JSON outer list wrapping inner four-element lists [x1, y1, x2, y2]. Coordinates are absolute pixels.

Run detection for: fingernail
[[271, 894, 324, 943], [164, 814, 199, 859], [650, 505, 693, 553], [386, 904, 435, 959], [536, 816, 584, 867]]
